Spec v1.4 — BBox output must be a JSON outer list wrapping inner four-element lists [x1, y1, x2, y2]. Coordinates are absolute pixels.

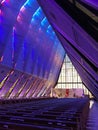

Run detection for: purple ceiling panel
[[55, 27, 98, 98], [56, 30, 98, 82], [38, 0, 98, 99], [0, 0, 27, 59], [0, 0, 65, 98], [80, 0, 98, 10], [68, 53, 98, 98], [38, 0, 98, 67]]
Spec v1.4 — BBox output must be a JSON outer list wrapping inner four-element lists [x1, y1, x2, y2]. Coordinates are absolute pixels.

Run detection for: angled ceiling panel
[[0, 0, 65, 98], [38, 0, 98, 99]]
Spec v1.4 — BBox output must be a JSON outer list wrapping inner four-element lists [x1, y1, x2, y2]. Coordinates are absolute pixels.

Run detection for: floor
[[86, 100, 98, 130]]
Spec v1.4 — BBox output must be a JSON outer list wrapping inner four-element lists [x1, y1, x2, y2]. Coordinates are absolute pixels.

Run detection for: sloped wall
[[37, 0, 98, 99], [0, 0, 65, 99]]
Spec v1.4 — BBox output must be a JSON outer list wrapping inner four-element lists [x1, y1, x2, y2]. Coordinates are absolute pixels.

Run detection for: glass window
[[56, 54, 90, 95]]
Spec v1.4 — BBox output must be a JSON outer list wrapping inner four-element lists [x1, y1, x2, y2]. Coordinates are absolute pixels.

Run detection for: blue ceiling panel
[[0, 0, 65, 98]]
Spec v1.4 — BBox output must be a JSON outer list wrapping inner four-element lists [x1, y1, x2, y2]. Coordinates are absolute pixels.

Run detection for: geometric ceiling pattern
[[38, 0, 98, 99], [0, 0, 65, 99]]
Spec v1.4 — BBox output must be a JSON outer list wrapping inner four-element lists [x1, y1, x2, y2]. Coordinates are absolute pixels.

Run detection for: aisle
[[86, 100, 98, 130]]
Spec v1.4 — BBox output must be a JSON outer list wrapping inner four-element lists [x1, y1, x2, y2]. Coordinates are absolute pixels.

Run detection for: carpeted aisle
[[86, 100, 98, 130]]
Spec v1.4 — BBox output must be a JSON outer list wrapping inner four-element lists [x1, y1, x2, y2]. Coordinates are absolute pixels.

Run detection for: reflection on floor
[[87, 100, 98, 130]]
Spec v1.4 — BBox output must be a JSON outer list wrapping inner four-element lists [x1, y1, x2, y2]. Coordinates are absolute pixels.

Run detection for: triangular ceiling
[[38, 0, 98, 99], [0, 0, 97, 99]]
